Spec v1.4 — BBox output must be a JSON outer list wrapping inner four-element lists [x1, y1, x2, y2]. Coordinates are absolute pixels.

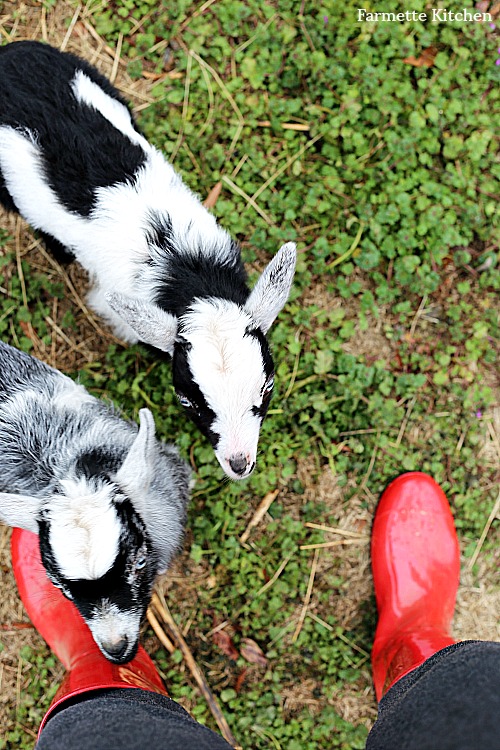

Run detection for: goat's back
[[0, 40, 146, 217], [0, 339, 58, 400], [0, 341, 127, 495]]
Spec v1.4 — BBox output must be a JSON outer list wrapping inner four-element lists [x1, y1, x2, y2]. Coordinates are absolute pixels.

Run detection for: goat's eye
[[177, 393, 193, 409], [263, 376, 274, 395], [135, 556, 147, 571]]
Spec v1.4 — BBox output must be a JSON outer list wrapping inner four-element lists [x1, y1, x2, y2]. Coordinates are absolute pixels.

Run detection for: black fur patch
[[36, 230, 76, 263], [74, 447, 123, 481], [144, 210, 178, 257], [247, 328, 274, 419], [245, 327, 274, 380], [0, 41, 147, 219], [146, 212, 250, 316], [38, 513, 62, 583], [0, 173, 18, 212], [171, 340, 220, 448]]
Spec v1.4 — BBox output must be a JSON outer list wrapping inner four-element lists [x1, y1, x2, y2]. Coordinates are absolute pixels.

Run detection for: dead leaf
[[490, 2, 500, 18], [142, 71, 168, 81], [476, 1, 499, 15], [235, 668, 248, 693], [203, 181, 223, 209], [212, 629, 239, 661], [0, 622, 34, 630], [240, 638, 268, 667], [256, 120, 310, 131], [19, 320, 40, 345], [282, 122, 310, 131], [403, 46, 438, 68]]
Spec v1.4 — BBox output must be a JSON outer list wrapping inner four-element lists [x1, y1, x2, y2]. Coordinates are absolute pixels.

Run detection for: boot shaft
[[370, 473, 460, 700]]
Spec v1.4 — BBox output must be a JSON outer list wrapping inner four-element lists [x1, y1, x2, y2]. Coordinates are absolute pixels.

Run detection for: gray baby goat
[[0, 341, 191, 664]]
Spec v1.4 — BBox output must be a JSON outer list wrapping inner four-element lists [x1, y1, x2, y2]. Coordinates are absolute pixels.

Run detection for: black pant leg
[[366, 641, 500, 750], [36, 688, 234, 750]]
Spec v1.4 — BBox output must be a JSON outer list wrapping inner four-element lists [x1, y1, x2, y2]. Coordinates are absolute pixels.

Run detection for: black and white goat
[[0, 341, 191, 664], [0, 41, 296, 480]]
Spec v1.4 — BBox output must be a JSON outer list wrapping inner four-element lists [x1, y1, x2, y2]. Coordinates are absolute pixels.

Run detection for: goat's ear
[[244, 242, 297, 333], [0, 493, 40, 533], [115, 408, 157, 503], [106, 293, 178, 355]]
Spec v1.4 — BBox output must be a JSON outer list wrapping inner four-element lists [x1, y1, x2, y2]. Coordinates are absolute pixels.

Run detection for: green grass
[[0, 1, 499, 748]]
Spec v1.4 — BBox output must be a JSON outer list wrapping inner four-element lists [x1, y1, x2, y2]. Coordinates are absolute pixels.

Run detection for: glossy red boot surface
[[11, 528, 168, 735], [371, 472, 460, 700]]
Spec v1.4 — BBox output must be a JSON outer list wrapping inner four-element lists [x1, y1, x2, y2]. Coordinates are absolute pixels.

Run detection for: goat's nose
[[229, 453, 249, 475], [102, 637, 128, 661]]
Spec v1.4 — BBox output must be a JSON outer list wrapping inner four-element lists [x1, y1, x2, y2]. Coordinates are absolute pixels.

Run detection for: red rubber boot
[[11, 528, 168, 737], [371, 472, 460, 701]]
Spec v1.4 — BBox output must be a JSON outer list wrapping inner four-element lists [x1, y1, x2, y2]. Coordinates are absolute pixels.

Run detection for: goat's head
[[1, 409, 189, 663], [171, 299, 275, 479], [106, 242, 296, 479], [38, 479, 155, 664]]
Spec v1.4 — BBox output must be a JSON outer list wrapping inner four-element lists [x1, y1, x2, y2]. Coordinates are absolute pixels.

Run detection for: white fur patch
[[0, 126, 89, 243], [48, 479, 120, 580], [70, 71, 149, 150], [55, 381, 97, 410], [181, 299, 268, 477]]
